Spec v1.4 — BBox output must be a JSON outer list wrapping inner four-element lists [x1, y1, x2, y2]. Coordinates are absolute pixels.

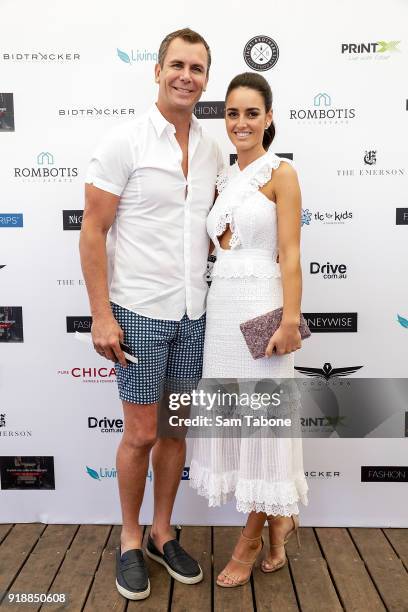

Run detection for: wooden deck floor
[[0, 524, 408, 611]]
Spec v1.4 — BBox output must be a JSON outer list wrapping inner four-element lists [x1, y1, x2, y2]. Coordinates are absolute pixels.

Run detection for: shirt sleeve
[[85, 126, 134, 196]]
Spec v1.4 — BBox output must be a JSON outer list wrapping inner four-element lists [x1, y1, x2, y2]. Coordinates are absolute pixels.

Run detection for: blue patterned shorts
[[110, 302, 206, 404]]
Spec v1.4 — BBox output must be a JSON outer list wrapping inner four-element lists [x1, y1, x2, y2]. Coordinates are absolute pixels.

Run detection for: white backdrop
[[1, 0, 408, 526]]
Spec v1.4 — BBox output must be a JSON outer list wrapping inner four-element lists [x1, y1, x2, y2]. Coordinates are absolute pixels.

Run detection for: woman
[[189, 72, 309, 587]]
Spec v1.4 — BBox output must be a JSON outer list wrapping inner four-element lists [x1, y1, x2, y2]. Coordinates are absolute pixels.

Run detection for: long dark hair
[[225, 72, 275, 150]]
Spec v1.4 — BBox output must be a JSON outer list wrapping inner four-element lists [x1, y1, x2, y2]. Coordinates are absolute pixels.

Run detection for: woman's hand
[[265, 323, 302, 357]]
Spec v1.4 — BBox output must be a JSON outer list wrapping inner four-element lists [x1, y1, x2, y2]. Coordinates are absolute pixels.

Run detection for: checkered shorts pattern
[[110, 302, 206, 404]]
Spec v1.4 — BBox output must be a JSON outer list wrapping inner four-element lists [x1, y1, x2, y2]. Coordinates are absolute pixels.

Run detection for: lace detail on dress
[[211, 257, 280, 279], [189, 460, 309, 514], [215, 210, 241, 250], [248, 156, 282, 192], [216, 170, 228, 193]]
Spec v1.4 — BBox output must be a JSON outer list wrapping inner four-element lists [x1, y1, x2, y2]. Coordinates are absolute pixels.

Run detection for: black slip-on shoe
[[116, 548, 150, 600], [145, 535, 203, 584]]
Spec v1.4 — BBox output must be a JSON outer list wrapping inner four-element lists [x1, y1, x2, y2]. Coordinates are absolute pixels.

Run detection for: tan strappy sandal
[[261, 514, 301, 573], [216, 530, 264, 588]]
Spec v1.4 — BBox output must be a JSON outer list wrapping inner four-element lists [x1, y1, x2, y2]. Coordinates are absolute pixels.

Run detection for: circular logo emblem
[[243, 35, 279, 71]]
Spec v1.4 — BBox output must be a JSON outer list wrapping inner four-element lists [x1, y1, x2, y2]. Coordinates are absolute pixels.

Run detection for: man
[[80, 28, 223, 600]]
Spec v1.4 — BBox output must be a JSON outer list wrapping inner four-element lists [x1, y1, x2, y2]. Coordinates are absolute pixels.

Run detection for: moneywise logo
[[117, 48, 157, 63]]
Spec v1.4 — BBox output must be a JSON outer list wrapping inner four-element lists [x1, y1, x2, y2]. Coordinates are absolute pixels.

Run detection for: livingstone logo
[[14, 152, 79, 183], [58, 366, 116, 383], [58, 106, 136, 118], [0, 214, 23, 227], [309, 261, 347, 279], [1, 51, 80, 62], [397, 314, 408, 329], [243, 36, 279, 71], [116, 48, 157, 63], [295, 362, 363, 380], [341, 41, 400, 60], [303, 312, 358, 333], [86, 466, 117, 481], [290, 93, 356, 125], [0, 414, 33, 438], [337, 150, 405, 177]]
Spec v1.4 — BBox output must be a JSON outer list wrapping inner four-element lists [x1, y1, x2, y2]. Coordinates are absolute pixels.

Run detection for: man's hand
[[265, 323, 302, 357], [91, 314, 127, 367]]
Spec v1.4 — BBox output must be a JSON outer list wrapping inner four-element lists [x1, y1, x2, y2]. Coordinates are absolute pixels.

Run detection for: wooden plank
[[253, 526, 299, 612], [0, 525, 13, 546], [316, 528, 386, 611], [291, 557, 342, 612], [43, 524, 111, 611], [171, 526, 212, 612], [83, 525, 126, 612], [285, 527, 322, 559], [0, 523, 46, 603], [127, 526, 171, 611], [213, 526, 254, 612], [1, 524, 78, 611], [383, 528, 408, 571], [350, 528, 408, 612]]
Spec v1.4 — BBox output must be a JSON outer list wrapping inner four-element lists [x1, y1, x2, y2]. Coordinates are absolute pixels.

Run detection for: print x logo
[[377, 41, 400, 53]]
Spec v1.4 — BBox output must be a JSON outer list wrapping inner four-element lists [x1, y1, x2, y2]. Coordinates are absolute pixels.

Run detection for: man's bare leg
[[150, 437, 186, 551], [116, 400, 158, 555]]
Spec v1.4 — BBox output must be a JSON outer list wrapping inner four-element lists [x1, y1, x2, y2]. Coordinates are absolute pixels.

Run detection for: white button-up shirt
[[85, 104, 223, 320]]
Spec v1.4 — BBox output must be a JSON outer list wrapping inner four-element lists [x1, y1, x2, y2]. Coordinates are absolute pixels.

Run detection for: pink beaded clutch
[[239, 307, 311, 359]]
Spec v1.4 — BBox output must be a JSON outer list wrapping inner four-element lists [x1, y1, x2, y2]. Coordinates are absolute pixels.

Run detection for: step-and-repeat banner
[[1, 0, 407, 526]]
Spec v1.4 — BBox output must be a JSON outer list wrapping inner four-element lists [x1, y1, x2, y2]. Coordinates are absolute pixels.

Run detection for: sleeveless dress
[[189, 150, 309, 516]]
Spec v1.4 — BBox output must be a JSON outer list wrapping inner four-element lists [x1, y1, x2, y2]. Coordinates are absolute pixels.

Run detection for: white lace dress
[[189, 151, 309, 516]]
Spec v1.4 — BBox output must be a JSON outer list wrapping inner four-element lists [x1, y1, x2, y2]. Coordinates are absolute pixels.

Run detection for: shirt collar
[[149, 103, 203, 138]]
